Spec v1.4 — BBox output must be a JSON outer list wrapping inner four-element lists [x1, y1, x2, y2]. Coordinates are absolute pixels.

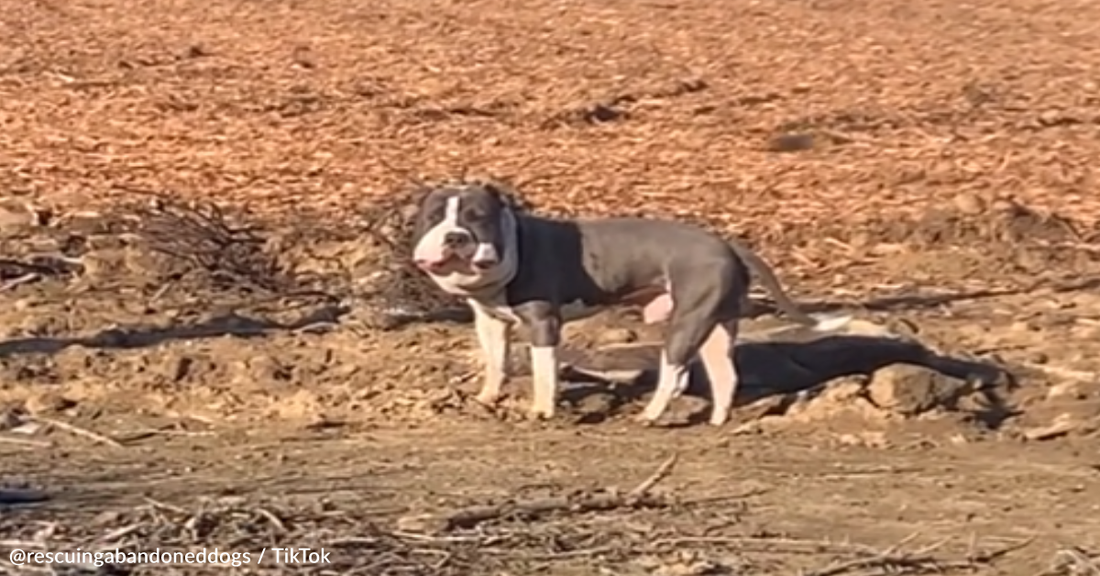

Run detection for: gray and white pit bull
[[410, 181, 851, 426]]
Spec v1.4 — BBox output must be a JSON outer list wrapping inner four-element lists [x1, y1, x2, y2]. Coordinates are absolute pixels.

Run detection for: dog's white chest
[[428, 272, 480, 296]]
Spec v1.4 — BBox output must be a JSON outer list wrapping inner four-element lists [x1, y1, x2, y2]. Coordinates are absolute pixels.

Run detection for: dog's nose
[[443, 231, 470, 247]]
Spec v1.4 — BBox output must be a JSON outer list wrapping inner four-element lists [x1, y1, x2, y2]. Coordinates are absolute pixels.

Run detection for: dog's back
[[510, 215, 739, 302], [577, 217, 736, 279]]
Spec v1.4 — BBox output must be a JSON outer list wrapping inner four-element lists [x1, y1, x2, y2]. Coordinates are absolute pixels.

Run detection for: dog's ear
[[482, 180, 533, 214], [405, 183, 444, 244], [408, 181, 436, 209]]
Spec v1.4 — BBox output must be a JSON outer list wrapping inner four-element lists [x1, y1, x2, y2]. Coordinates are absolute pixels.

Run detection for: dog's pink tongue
[[414, 258, 447, 271], [413, 244, 450, 270]]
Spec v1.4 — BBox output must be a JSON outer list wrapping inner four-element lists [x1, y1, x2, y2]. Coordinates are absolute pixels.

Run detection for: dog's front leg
[[517, 304, 562, 420], [470, 302, 513, 406]]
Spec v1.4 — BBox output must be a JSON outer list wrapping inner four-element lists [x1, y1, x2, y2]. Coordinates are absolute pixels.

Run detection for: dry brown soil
[[2, 0, 1100, 574]]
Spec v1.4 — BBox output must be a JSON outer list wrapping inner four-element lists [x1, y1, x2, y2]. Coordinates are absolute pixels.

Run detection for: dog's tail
[[727, 238, 851, 332]]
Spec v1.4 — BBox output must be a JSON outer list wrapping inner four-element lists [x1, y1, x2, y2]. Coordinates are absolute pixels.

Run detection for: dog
[[410, 180, 850, 426]]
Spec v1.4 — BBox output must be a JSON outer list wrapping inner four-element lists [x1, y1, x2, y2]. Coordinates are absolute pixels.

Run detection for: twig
[[1048, 547, 1100, 576], [804, 533, 924, 576], [99, 523, 145, 543], [628, 453, 678, 499], [143, 496, 189, 515], [0, 489, 49, 504], [481, 545, 618, 560], [395, 455, 678, 535], [1020, 361, 1100, 382], [0, 435, 54, 448], [148, 281, 174, 304], [0, 540, 48, 549], [650, 535, 877, 556], [392, 532, 484, 543], [113, 428, 215, 443], [32, 416, 125, 448], [0, 272, 41, 291], [802, 534, 1032, 576], [255, 507, 288, 534]]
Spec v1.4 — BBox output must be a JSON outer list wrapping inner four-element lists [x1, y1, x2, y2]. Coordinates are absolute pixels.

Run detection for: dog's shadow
[[509, 333, 1009, 427]]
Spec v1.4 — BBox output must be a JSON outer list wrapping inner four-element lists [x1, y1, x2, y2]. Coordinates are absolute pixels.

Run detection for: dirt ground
[[3, 0, 1100, 574]]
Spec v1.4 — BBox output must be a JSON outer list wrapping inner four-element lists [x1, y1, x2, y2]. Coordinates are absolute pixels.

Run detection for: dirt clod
[[867, 364, 970, 417]]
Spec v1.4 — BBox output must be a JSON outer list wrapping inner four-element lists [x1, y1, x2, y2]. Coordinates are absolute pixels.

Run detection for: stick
[[113, 428, 215, 443], [0, 435, 53, 448], [143, 497, 189, 515], [803, 534, 1031, 576], [628, 453, 678, 499], [255, 507, 288, 534], [1049, 547, 1100, 576], [32, 416, 125, 448], [1020, 361, 1100, 382], [650, 535, 878, 555], [99, 523, 145, 543], [804, 533, 923, 576], [0, 272, 41, 291], [0, 489, 50, 504], [396, 455, 679, 535]]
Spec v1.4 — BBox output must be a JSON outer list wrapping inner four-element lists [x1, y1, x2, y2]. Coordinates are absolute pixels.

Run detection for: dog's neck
[[468, 208, 520, 298]]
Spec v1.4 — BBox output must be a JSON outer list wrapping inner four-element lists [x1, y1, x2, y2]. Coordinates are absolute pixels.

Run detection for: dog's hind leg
[[637, 349, 693, 424], [698, 319, 739, 426], [637, 305, 719, 425]]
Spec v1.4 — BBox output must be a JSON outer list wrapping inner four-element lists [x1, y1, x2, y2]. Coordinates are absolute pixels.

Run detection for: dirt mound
[[0, 193, 1098, 449]]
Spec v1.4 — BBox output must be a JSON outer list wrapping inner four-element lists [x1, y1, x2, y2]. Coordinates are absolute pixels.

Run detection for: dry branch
[[124, 191, 289, 293], [1045, 547, 1100, 576], [32, 415, 125, 449], [803, 534, 1032, 576], [396, 454, 679, 535]]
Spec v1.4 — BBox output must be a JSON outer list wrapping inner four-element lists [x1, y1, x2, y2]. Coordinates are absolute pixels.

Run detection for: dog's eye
[[463, 209, 487, 222]]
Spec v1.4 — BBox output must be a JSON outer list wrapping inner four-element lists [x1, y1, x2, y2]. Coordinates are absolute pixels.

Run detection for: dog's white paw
[[526, 404, 555, 421], [475, 391, 502, 407]]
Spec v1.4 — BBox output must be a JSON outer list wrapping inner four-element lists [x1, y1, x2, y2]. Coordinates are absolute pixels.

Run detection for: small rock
[[1008, 320, 1040, 333], [24, 392, 76, 415], [583, 103, 623, 123], [836, 431, 888, 448], [92, 510, 124, 525], [166, 356, 194, 383], [845, 318, 910, 339], [1021, 413, 1084, 441], [818, 379, 867, 403], [396, 513, 450, 535], [0, 406, 25, 431], [573, 391, 616, 419], [0, 199, 42, 237], [766, 133, 816, 152], [596, 327, 637, 346], [867, 364, 966, 417], [123, 246, 192, 281], [1047, 381, 1089, 400], [1026, 351, 1050, 365], [1038, 109, 1072, 126], [951, 192, 986, 215]]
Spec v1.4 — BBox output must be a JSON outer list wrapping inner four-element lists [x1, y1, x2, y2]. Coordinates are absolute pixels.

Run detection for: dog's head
[[410, 180, 523, 292]]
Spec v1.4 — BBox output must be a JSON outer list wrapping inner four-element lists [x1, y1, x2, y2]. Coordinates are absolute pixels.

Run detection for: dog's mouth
[[471, 258, 498, 271], [414, 257, 453, 273], [414, 256, 498, 274]]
